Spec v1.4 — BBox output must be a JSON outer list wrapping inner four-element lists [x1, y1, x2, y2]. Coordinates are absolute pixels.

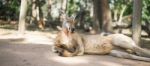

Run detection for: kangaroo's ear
[[56, 26, 62, 31], [70, 15, 77, 24]]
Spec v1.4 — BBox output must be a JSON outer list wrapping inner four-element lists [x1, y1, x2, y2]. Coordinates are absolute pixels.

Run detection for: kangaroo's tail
[[110, 50, 150, 62], [133, 46, 150, 58]]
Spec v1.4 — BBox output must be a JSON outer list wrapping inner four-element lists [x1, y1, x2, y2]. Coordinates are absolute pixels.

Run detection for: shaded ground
[[0, 29, 150, 66]]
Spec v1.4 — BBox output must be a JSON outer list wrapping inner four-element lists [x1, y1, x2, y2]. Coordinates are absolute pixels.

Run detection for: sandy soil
[[0, 29, 150, 66]]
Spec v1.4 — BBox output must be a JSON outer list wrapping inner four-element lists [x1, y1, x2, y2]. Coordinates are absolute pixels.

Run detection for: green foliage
[[0, 0, 20, 20], [0, 0, 150, 31], [109, 0, 132, 19], [142, 0, 150, 23], [67, 0, 80, 16], [110, 0, 150, 23]]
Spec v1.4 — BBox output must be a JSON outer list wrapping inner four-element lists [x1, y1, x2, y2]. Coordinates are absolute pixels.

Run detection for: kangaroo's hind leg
[[110, 34, 150, 57], [109, 50, 150, 62]]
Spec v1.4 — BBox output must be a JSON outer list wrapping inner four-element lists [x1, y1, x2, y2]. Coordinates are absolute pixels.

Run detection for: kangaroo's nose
[[71, 28, 75, 33]]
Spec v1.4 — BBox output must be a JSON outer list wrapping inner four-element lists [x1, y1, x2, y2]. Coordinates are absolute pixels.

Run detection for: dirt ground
[[0, 29, 150, 66]]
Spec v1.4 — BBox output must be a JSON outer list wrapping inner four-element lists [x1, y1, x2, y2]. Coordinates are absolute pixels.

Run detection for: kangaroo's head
[[59, 11, 77, 34], [62, 17, 76, 33]]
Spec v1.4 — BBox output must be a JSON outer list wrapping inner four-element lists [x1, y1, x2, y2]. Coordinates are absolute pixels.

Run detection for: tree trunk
[[90, 3, 93, 18], [118, 6, 127, 33], [37, 0, 45, 30], [60, 0, 68, 22], [113, 10, 118, 22], [61, 0, 68, 12], [93, 0, 113, 33], [31, 0, 37, 22], [132, 0, 142, 46], [47, 0, 52, 20], [93, 0, 101, 33], [31, 0, 45, 30], [18, 0, 28, 35]]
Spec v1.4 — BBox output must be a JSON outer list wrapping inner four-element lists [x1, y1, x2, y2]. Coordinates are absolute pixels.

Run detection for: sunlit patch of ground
[[0, 28, 57, 45]]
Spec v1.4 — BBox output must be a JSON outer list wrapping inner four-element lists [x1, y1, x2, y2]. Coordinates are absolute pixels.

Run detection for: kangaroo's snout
[[71, 28, 75, 33]]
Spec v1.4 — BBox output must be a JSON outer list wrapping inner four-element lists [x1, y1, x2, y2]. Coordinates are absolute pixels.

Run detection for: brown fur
[[52, 15, 150, 62], [53, 31, 150, 62]]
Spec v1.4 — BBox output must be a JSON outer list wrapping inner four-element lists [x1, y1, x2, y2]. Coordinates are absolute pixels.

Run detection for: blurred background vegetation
[[0, 0, 149, 36]]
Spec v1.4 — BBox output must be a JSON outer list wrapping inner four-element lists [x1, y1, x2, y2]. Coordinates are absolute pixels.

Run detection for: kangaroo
[[52, 15, 150, 62]]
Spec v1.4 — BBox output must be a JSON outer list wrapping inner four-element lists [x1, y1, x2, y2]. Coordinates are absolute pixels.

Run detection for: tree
[[37, 0, 45, 30], [31, 0, 45, 30], [93, 0, 113, 33], [18, 0, 28, 35], [59, 0, 68, 22], [110, 0, 132, 33], [132, 0, 142, 46], [47, 0, 52, 20], [93, 0, 101, 33]]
